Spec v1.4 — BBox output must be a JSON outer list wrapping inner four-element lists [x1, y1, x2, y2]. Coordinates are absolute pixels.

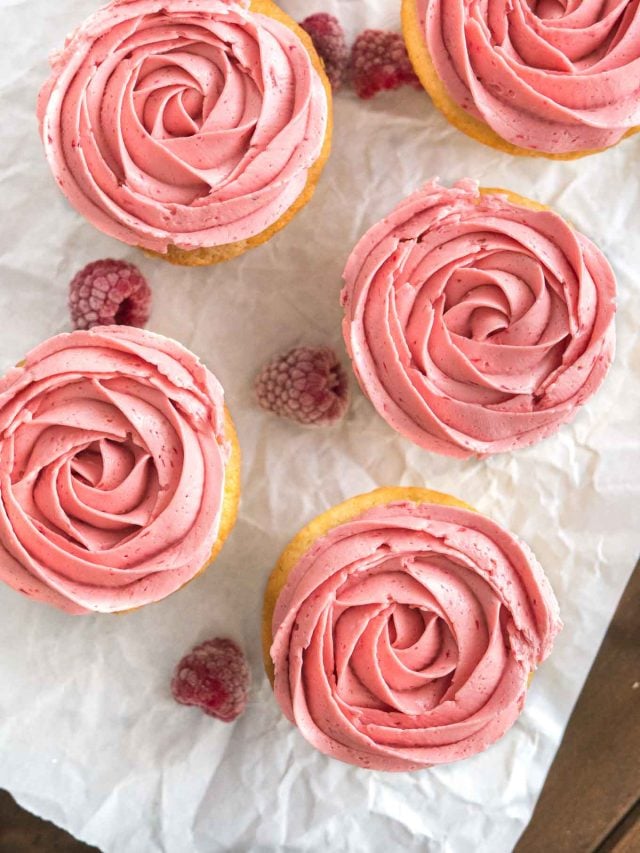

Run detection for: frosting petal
[[418, 0, 640, 154], [37, 0, 328, 252], [342, 179, 616, 458], [271, 500, 561, 770], [0, 326, 229, 614]]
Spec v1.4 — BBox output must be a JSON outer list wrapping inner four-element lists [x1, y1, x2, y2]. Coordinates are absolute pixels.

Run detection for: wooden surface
[[0, 791, 98, 853], [1, 562, 638, 853], [516, 559, 640, 853]]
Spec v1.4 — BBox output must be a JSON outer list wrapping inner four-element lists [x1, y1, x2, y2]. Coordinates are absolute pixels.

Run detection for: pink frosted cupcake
[[342, 179, 617, 458], [37, 0, 332, 266], [0, 326, 240, 613], [402, 0, 640, 158], [264, 487, 561, 771]]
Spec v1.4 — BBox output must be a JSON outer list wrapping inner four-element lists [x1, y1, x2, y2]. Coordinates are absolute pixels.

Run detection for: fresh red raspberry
[[350, 30, 421, 99], [300, 13, 349, 90], [255, 346, 349, 427], [69, 259, 151, 330], [171, 638, 250, 723]]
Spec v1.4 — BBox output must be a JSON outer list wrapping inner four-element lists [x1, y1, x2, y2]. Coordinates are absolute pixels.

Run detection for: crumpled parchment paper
[[0, 1, 639, 851]]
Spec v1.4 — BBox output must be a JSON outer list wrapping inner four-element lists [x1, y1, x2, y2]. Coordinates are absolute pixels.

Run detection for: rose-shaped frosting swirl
[[418, 0, 640, 154], [342, 179, 616, 458], [0, 326, 231, 614], [37, 0, 328, 252], [271, 498, 560, 770]]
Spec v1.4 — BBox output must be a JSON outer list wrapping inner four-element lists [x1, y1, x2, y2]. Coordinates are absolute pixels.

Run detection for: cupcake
[[402, 0, 640, 158], [0, 326, 240, 613], [37, 0, 332, 266], [342, 179, 616, 458], [265, 487, 561, 771]]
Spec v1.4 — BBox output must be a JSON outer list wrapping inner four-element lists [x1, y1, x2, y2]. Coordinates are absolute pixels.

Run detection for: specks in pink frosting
[[419, 0, 640, 154], [37, 0, 328, 252], [270, 499, 561, 771], [342, 178, 616, 458], [0, 326, 228, 614]]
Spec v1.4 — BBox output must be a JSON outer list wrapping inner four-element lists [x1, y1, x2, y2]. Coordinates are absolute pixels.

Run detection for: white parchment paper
[[1, 1, 639, 851]]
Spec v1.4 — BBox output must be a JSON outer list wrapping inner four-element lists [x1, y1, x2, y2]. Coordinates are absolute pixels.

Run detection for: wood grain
[[598, 800, 640, 853], [1, 562, 638, 853]]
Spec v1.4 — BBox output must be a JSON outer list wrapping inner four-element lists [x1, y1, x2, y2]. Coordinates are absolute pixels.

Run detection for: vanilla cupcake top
[[342, 179, 616, 458], [418, 0, 640, 154], [0, 327, 230, 614], [37, 0, 328, 253], [271, 498, 560, 771]]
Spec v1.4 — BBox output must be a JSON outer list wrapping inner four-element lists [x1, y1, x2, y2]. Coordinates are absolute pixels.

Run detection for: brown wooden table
[[1, 561, 638, 853]]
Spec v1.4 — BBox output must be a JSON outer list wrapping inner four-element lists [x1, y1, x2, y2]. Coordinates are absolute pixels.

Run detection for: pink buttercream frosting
[[37, 0, 328, 252], [0, 326, 230, 614], [418, 0, 640, 154], [271, 499, 561, 771], [342, 179, 616, 458]]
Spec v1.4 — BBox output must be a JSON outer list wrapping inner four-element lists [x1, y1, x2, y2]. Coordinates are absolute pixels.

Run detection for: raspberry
[[69, 259, 151, 330], [255, 346, 349, 426], [300, 13, 349, 90], [350, 30, 421, 99], [171, 638, 250, 723]]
